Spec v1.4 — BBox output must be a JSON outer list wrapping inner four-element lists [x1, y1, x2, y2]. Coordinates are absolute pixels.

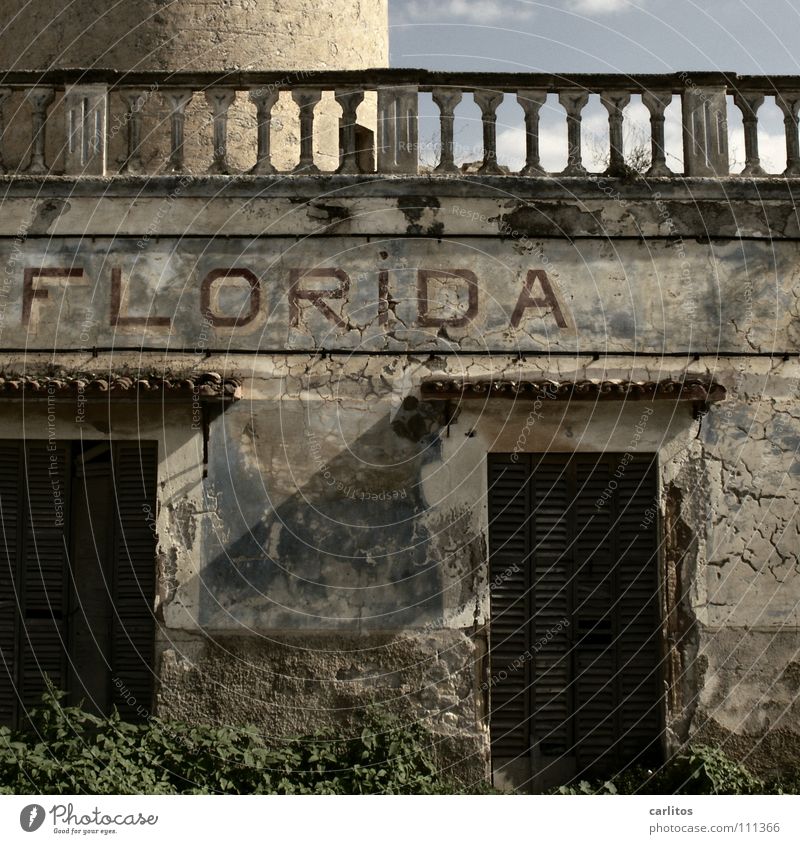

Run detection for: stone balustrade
[[0, 69, 797, 178]]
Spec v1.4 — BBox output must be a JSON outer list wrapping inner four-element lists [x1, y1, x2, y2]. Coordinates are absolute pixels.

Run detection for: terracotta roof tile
[[421, 377, 726, 403], [0, 371, 242, 401]]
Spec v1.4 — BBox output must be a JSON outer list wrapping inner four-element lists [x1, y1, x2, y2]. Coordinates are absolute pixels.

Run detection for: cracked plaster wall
[[137, 354, 800, 776], [1, 182, 799, 779], [7, 346, 798, 778]]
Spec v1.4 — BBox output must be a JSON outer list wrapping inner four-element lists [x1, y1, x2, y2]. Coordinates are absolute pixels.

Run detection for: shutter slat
[[531, 458, 572, 757], [21, 442, 69, 709], [488, 455, 531, 754], [0, 442, 20, 726], [111, 442, 157, 721]]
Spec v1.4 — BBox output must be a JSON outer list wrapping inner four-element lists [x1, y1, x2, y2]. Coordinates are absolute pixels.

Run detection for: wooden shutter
[[21, 442, 70, 710], [572, 455, 622, 770], [68, 449, 114, 714], [487, 454, 531, 755], [530, 457, 573, 758], [488, 453, 661, 777], [570, 455, 661, 771], [110, 442, 157, 720], [615, 457, 661, 764], [0, 442, 21, 726]]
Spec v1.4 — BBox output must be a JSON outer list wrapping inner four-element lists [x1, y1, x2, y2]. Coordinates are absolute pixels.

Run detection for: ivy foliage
[[0, 686, 474, 795], [556, 745, 784, 795], [8, 688, 789, 796]]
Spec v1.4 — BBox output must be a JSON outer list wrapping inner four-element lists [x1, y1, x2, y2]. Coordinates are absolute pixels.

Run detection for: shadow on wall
[[196, 398, 450, 631]]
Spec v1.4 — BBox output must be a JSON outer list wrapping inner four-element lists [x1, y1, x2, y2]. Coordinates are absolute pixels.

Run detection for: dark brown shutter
[[488, 452, 661, 777], [21, 442, 70, 710], [487, 454, 531, 755], [615, 456, 661, 764], [68, 449, 114, 714], [110, 442, 157, 720], [572, 456, 619, 770], [0, 442, 21, 726], [530, 457, 573, 758]]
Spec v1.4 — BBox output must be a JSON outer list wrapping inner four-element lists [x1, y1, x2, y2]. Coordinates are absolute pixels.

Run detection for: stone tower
[[0, 0, 389, 172]]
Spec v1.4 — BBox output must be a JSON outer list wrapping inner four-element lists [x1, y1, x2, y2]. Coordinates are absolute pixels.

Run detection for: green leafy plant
[[670, 746, 764, 795], [556, 745, 767, 795], [0, 685, 481, 795]]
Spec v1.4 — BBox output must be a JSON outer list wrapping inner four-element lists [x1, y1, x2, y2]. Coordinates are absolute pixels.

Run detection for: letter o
[[201, 268, 261, 327]]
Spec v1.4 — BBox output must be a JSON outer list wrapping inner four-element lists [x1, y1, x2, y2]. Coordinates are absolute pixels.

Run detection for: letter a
[[509, 269, 567, 329]]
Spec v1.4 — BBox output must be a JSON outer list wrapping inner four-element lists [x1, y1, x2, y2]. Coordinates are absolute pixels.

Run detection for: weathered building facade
[[0, 1, 799, 794]]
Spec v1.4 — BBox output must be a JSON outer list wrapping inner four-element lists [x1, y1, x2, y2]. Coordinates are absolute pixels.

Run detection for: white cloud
[[568, 0, 646, 14], [395, 0, 536, 24], [756, 132, 787, 175], [497, 126, 527, 171], [394, 0, 648, 25]]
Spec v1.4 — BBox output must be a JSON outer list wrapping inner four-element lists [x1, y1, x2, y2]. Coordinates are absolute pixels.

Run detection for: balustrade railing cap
[[0, 67, 787, 92]]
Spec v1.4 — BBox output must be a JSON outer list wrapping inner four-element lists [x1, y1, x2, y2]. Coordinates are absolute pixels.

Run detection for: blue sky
[[389, 0, 800, 73], [387, 0, 800, 174]]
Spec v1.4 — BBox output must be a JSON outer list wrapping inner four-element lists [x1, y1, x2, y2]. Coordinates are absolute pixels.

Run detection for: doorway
[[487, 453, 663, 790]]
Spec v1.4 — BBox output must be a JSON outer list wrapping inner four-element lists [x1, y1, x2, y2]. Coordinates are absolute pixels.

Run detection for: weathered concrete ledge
[[0, 178, 798, 240]]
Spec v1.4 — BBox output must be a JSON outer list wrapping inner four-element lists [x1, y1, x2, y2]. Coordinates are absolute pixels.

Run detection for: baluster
[[733, 92, 765, 177], [516, 89, 546, 176], [681, 85, 729, 177], [642, 90, 672, 177], [558, 90, 589, 176], [377, 85, 419, 174], [248, 88, 279, 175], [120, 89, 148, 174], [24, 86, 55, 174], [776, 92, 800, 177], [292, 88, 321, 174], [432, 88, 462, 174], [0, 87, 10, 174], [205, 88, 236, 174], [601, 90, 630, 176], [64, 83, 108, 176], [163, 89, 193, 174], [336, 88, 365, 174], [473, 89, 504, 174]]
